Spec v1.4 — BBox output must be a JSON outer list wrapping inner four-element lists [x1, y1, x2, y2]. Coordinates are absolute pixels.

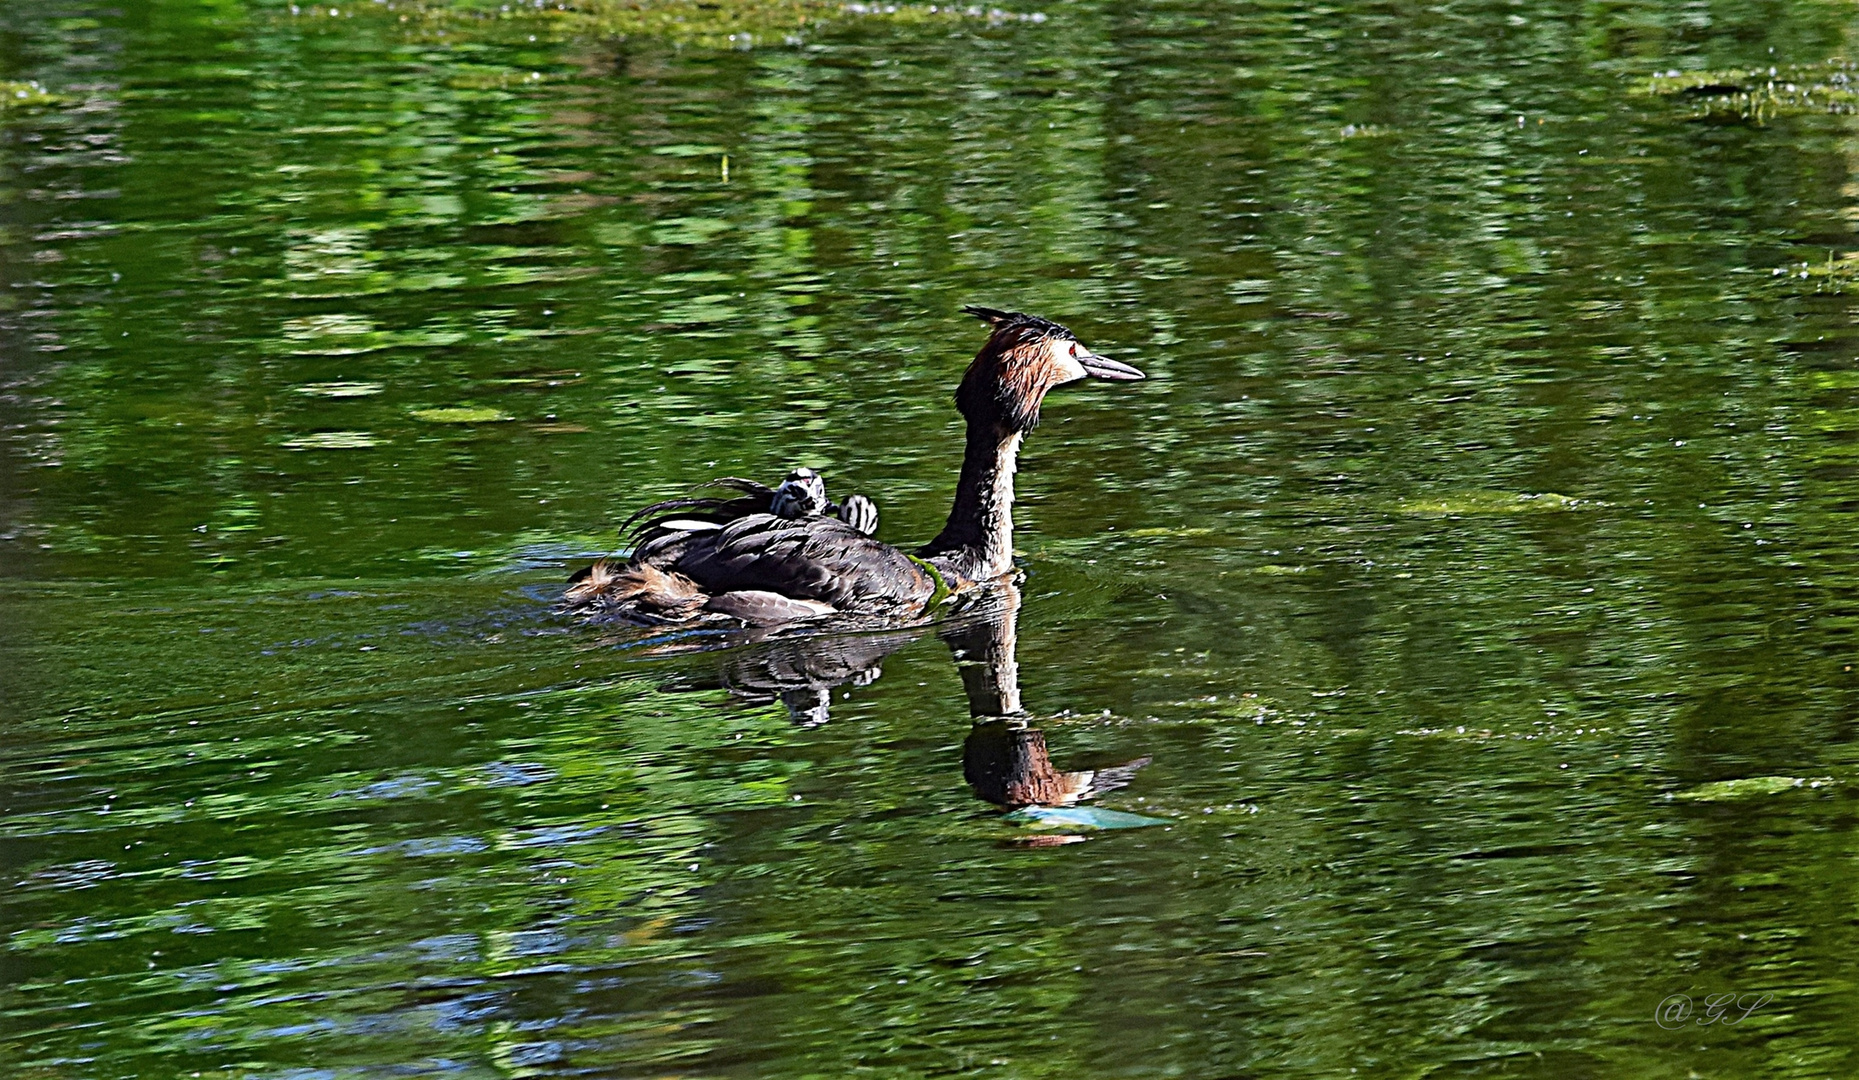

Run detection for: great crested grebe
[[563, 306, 1144, 626]]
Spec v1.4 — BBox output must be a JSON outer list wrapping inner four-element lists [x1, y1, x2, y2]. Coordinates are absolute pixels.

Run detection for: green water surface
[[6, 0, 1859, 1076]]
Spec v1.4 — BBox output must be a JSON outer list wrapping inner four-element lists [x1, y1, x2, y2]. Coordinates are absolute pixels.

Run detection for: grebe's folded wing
[[663, 514, 935, 614]]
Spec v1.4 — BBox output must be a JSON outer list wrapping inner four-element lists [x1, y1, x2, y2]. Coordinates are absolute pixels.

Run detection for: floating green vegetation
[[581, 0, 1047, 47], [410, 406, 515, 423], [282, 431, 384, 450], [1672, 775, 1832, 801], [1771, 250, 1859, 294], [333, 0, 1048, 49], [279, 315, 468, 356], [1247, 563, 1309, 576], [1120, 526, 1216, 539], [1390, 492, 1588, 516], [0, 80, 57, 109], [574, 0, 877, 47], [1645, 62, 1859, 120], [444, 66, 557, 91], [294, 382, 385, 398]]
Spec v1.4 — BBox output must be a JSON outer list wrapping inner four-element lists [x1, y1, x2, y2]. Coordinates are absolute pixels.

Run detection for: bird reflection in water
[[711, 626, 920, 727], [663, 581, 1151, 829]]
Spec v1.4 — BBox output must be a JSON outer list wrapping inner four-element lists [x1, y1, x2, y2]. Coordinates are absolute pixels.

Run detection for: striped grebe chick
[[769, 467, 878, 536]]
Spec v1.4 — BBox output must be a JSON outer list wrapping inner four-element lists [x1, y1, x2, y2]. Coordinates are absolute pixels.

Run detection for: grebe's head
[[956, 305, 1144, 433]]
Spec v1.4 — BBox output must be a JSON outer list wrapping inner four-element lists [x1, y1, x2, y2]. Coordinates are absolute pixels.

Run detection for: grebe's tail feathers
[[563, 560, 707, 623]]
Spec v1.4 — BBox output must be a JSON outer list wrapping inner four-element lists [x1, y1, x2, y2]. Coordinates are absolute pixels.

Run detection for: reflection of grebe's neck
[[953, 624, 1021, 719], [944, 585, 1044, 805], [964, 720, 1068, 808], [941, 583, 1023, 718]]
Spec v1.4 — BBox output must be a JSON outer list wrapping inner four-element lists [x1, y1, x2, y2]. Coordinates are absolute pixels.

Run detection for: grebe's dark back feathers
[[567, 512, 932, 625], [666, 513, 935, 613]]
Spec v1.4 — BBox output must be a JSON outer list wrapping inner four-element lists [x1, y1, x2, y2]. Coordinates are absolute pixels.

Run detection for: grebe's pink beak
[[1078, 348, 1145, 381]]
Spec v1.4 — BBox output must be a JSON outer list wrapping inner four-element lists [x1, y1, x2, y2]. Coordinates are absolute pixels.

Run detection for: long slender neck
[[918, 415, 1023, 583]]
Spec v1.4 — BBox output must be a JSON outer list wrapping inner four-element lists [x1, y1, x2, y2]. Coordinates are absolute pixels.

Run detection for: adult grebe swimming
[[563, 306, 1144, 626]]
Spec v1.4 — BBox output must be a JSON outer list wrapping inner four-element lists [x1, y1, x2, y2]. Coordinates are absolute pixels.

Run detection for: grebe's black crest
[[962, 305, 1078, 344]]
